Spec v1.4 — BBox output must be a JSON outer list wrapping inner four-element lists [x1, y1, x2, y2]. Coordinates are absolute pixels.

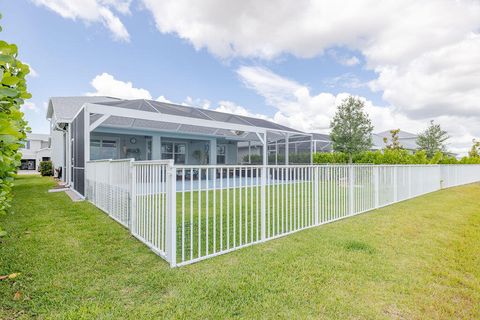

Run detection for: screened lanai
[[70, 99, 312, 195]]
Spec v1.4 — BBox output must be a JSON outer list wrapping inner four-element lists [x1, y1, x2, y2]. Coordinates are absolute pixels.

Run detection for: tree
[[468, 139, 480, 158], [383, 129, 403, 150], [330, 96, 373, 162], [0, 13, 30, 235], [416, 120, 449, 158]]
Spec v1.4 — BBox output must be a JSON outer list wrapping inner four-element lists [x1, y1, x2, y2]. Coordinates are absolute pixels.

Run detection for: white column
[[209, 138, 217, 179], [209, 138, 217, 165], [66, 125, 71, 185], [84, 106, 90, 164], [84, 106, 90, 196], [152, 135, 162, 160], [275, 140, 278, 165], [285, 133, 289, 165]]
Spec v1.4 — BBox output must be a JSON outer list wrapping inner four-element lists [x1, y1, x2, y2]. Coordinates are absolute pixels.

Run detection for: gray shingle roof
[[47, 96, 121, 122], [376, 130, 417, 139]]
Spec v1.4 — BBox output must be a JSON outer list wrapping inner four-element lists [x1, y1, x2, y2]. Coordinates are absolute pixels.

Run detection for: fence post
[[260, 165, 266, 241], [166, 161, 177, 267], [374, 166, 379, 208], [349, 165, 354, 215], [129, 160, 135, 230], [408, 166, 412, 198], [393, 166, 398, 203], [108, 161, 113, 215]]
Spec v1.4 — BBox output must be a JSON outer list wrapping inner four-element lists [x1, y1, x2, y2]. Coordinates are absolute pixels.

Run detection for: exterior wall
[[92, 127, 239, 165], [50, 129, 65, 178], [90, 132, 148, 161]]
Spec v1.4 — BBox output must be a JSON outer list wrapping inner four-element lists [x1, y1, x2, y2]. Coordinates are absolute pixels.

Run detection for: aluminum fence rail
[[84, 161, 480, 267]]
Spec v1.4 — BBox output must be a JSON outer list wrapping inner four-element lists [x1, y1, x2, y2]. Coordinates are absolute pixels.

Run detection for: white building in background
[[19, 133, 51, 170], [372, 130, 419, 152]]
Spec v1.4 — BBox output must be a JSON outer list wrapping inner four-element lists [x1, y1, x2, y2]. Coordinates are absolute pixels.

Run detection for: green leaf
[[0, 87, 18, 97], [20, 91, 32, 99], [2, 75, 19, 86], [0, 54, 14, 65]]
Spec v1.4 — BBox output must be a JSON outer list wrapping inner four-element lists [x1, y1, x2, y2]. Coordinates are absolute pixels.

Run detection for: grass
[[1, 175, 479, 319], [138, 180, 354, 262]]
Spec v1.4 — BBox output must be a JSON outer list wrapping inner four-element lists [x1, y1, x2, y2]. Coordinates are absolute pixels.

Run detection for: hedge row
[[313, 149, 480, 165]]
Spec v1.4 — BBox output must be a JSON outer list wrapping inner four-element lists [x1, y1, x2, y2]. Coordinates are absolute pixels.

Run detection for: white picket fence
[[85, 161, 480, 267]]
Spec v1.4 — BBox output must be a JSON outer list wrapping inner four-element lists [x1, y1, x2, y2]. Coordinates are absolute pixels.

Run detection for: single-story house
[[372, 130, 419, 152], [19, 133, 51, 170], [47, 97, 311, 197]]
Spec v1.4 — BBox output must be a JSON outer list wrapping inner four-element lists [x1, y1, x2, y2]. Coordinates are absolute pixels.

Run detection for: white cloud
[[141, 1, 480, 60], [86, 72, 152, 99], [212, 100, 270, 120], [323, 73, 365, 89], [32, 0, 131, 41], [139, 1, 480, 155], [156, 95, 172, 103], [182, 96, 211, 109], [237, 66, 480, 156], [21, 101, 39, 113], [328, 50, 360, 66], [370, 34, 480, 119]]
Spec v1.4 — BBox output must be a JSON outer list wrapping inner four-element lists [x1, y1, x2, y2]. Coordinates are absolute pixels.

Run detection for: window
[[217, 145, 226, 164], [90, 138, 118, 160], [24, 140, 30, 149], [102, 140, 117, 148], [162, 142, 186, 164]]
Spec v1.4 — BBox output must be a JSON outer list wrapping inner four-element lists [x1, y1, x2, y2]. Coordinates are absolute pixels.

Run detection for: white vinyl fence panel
[[85, 161, 480, 267]]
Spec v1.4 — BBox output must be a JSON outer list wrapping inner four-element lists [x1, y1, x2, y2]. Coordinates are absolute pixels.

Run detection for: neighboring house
[[19, 133, 51, 170], [373, 130, 419, 152], [47, 97, 309, 197]]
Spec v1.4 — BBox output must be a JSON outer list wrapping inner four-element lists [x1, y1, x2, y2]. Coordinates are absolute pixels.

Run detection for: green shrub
[[313, 149, 480, 165], [0, 15, 31, 233], [313, 152, 348, 164], [39, 161, 53, 176]]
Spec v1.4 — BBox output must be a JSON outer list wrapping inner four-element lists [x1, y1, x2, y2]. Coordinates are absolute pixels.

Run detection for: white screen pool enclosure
[[70, 99, 313, 196]]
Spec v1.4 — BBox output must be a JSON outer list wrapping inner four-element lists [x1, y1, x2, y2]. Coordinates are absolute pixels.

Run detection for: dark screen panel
[[72, 109, 85, 196]]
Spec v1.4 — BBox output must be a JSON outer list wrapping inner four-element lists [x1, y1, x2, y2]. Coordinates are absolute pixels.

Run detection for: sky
[[2, 0, 480, 156]]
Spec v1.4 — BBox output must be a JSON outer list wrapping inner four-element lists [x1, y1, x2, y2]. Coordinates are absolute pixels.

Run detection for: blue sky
[[2, 1, 480, 155], [2, 0, 379, 133]]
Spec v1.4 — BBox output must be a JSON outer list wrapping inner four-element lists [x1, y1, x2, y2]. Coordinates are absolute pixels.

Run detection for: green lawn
[[1, 175, 479, 319]]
